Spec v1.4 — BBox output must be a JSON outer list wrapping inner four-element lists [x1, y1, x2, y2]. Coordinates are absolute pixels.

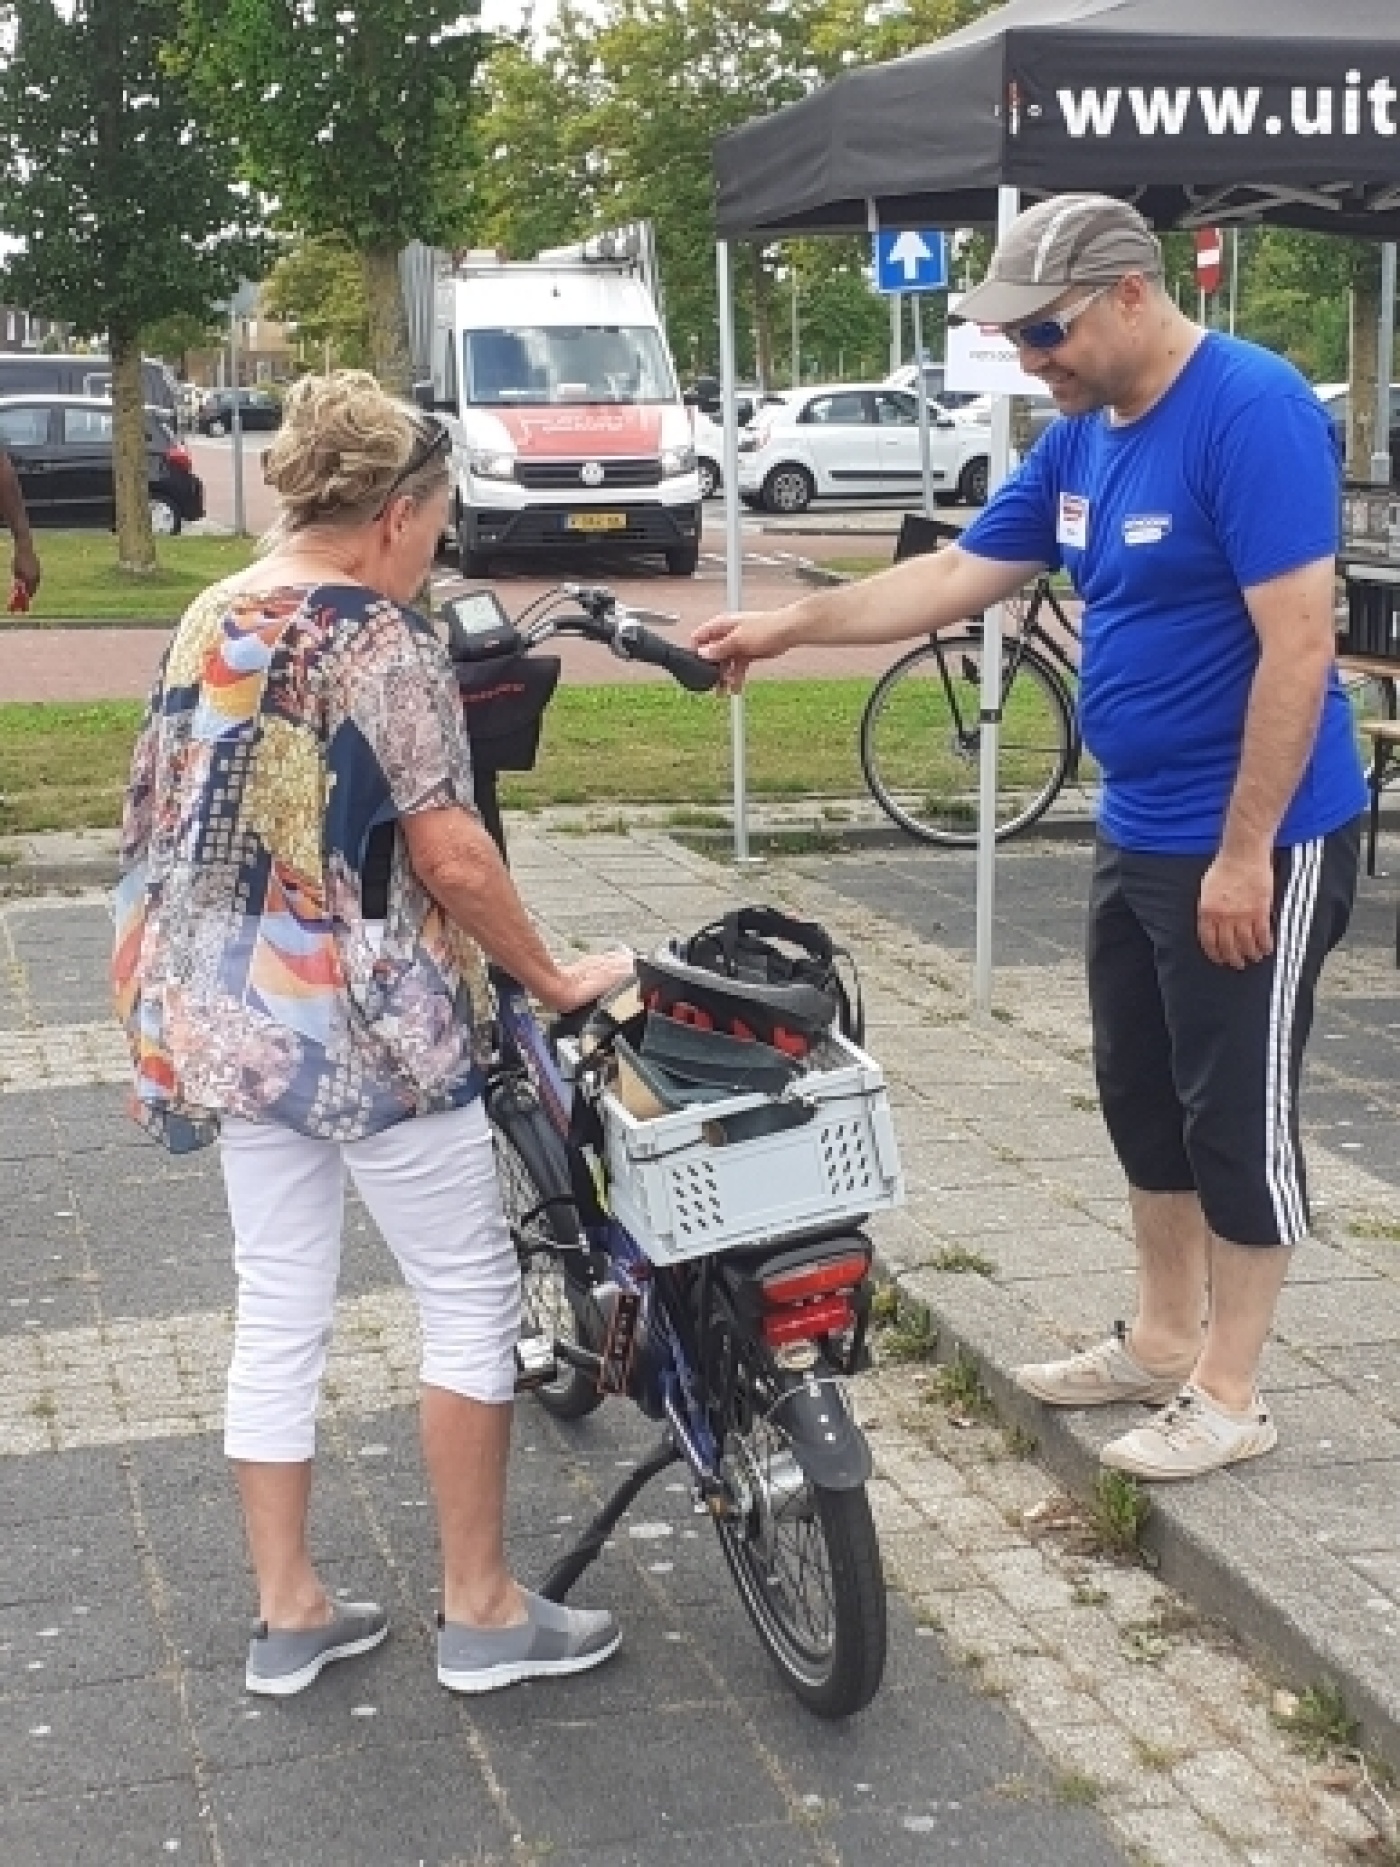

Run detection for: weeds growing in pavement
[[925, 1348, 996, 1420], [872, 1287, 939, 1365], [929, 1245, 997, 1276], [1348, 1214, 1400, 1243], [1271, 1680, 1359, 1759], [1089, 1469, 1152, 1557]]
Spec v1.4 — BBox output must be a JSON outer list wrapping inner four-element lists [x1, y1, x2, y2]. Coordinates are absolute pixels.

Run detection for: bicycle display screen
[[448, 590, 510, 636]]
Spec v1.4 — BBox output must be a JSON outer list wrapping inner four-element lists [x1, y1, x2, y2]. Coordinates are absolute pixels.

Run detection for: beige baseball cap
[[955, 194, 1164, 328]]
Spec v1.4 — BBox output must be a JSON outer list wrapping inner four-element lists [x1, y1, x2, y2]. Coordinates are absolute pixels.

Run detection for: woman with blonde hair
[[114, 371, 632, 1697]]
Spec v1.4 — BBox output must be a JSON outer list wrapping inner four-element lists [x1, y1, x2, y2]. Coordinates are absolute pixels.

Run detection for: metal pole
[[890, 292, 901, 373], [972, 186, 1021, 1014], [1228, 228, 1240, 337], [790, 259, 800, 388], [912, 294, 935, 518], [1374, 243, 1396, 487], [229, 312, 246, 538], [717, 240, 749, 862]]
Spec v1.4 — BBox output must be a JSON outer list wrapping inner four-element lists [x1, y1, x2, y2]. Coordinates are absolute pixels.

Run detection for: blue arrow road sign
[[873, 229, 948, 295]]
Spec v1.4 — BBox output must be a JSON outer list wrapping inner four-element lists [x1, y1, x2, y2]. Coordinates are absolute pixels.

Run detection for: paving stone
[[1113, 1799, 1260, 1867], [0, 1676, 192, 1798], [0, 1782, 215, 1867], [1170, 1748, 1298, 1846], [1274, 1276, 1400, 1348]]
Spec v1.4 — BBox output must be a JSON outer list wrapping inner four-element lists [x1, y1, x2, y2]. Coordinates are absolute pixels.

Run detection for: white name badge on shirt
[[1057, 492, 1089, 550]]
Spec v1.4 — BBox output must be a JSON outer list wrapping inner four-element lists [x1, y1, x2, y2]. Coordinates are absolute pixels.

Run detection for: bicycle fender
[[771, 1378, 872, 1490]]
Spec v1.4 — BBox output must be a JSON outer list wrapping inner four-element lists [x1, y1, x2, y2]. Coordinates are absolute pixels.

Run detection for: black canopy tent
[[714, 0, 1400, 241], [707, 0, 1400, 1003]]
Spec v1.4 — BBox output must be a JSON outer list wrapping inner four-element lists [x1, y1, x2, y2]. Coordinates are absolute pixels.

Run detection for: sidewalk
[[2, 819, 1400, 1856]]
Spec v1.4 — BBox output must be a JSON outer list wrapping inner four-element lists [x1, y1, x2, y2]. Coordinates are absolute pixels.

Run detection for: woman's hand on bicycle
[[544, 948, 636, 1013], [692, 608, 799, 693]]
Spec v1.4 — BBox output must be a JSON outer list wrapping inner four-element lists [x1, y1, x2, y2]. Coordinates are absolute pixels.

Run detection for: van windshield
[[464, 326, 677, 407]]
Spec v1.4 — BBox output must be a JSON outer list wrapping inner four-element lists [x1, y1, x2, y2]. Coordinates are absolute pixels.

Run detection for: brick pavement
[[2, 826, 1399, 1862]]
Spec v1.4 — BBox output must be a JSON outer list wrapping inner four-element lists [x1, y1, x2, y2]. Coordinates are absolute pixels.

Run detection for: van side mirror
[[411, 380, 435, 412]]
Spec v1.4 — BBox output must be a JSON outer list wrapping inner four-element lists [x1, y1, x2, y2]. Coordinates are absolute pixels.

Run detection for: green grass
[[1089, 1470, 1153, 1557], [0, 679, 877, 837], [0, 701, 144, 835], [13, 533, 259, 622]]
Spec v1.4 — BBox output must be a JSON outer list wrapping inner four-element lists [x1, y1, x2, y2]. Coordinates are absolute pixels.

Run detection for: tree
[[144, 311, 227, 380], [0, 0, 269, 568], [178, 0, 492, 390], [260, 238, 371, 373]]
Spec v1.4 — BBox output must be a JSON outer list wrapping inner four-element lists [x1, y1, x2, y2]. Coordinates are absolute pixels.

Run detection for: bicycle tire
[[488, 1080, 603, 1422], [860, 631, 1076, 847], [715, 1374, 886, 1718]]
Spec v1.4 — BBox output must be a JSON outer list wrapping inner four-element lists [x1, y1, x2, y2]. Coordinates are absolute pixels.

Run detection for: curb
[[882, 1263, 1400, 1776]]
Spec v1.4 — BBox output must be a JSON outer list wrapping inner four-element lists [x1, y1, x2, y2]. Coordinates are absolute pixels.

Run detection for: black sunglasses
[[374, 416, 451, 517]]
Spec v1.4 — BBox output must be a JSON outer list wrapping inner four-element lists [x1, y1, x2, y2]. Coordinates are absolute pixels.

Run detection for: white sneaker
[[1014, 1321, 1195, 1408], [1100, 1383, 1278, 1480]]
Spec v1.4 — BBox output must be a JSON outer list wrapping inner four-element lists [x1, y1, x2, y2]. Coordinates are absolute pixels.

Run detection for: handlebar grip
[[623, 624, 721, 693]]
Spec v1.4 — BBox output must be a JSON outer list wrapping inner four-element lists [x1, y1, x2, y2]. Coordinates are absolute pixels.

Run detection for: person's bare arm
[[401, 804, 633, 1011], [1197, 556, 1338, 969], [0, 452, 40, 596], [691, 546, 1042, 689]]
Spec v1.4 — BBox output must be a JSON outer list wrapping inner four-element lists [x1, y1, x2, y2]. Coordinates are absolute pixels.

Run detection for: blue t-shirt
[[959, 332, 1366, 854]]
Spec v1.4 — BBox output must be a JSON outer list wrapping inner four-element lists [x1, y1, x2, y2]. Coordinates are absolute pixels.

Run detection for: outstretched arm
[[691, 545, 1042, 691]]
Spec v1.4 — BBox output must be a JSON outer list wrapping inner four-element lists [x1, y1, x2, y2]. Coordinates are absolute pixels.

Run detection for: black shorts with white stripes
[[1086, 821, 1361, 1247]]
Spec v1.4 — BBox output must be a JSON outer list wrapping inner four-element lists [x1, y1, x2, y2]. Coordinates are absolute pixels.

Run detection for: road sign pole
[[889, 293, 901, 373], [912, 295, 935, 518], [229, 312, 246, 538]]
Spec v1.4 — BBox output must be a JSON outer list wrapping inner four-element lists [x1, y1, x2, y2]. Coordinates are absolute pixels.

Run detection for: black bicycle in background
[[859, 523, 1085, 847]]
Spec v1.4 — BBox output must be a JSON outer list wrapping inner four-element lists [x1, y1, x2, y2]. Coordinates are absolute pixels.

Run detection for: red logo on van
[[493, 407, 663, 457]]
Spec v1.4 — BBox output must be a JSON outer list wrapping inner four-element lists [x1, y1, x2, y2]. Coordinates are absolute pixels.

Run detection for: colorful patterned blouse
[[112, 580, 491, 1151]]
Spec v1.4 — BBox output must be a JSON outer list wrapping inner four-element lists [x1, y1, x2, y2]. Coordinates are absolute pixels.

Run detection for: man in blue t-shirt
[[694, 193, 1366, 1482]]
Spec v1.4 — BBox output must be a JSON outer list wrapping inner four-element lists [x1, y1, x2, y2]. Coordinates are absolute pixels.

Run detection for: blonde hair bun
[[261, 370, 433, 528]]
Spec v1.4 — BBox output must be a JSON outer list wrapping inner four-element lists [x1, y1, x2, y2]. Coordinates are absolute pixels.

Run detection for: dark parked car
[[196, 388, 282, 437], [0, 395, 205, 534]]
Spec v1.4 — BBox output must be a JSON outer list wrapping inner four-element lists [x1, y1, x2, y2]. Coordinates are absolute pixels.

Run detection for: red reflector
[[761, 1293, 853, 1347], [166, 445, 192, 472], [760, 1253, 870, 1307]]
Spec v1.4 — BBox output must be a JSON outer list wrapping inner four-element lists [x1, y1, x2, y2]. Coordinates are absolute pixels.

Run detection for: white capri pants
[[219, 1099, 521, 1462]]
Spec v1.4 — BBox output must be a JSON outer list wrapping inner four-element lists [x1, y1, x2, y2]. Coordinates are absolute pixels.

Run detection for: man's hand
[[1198, 850, 1275, 968], [691, 607, 799, 693], [12, 539, 40, 599], [545, 947, 635, 1014]]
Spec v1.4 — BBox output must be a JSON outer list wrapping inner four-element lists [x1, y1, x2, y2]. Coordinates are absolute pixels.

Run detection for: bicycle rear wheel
[[489, 1079, 603, 1422], [860, 632, 1076, 846], [715, 1356, 886, 1719]]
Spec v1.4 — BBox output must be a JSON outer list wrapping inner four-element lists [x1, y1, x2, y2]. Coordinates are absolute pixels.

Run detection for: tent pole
[[717, 239, 750, 862], [972, 186, 1020, 1014], [1375, 243, 1397, 487]]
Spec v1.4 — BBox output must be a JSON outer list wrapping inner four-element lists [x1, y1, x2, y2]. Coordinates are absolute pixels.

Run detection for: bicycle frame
[[934, 578, 1082, 762], [494, 977, 722, 1474]]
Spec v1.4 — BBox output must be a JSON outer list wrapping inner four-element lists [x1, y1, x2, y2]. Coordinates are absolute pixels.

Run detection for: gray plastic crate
[[595, 1030, 904, 1266]]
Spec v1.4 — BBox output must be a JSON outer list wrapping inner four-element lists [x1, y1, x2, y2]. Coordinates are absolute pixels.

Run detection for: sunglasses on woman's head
[[374, 416, 451, 517], [992, 284, 1114, 354]]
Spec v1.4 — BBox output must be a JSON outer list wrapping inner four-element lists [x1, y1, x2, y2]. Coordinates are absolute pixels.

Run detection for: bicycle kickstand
[[537, 1435, 681, 1603]]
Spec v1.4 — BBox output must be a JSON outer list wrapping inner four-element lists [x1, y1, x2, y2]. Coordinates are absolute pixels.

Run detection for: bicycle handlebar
[[607, 618, 720, 692]]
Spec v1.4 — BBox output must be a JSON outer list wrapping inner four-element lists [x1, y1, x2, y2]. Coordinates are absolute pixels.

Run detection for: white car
[[736, 383, 991, 513], [690, 391, 788, 499]]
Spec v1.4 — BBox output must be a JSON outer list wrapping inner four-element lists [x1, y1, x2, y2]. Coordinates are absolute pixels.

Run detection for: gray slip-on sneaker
[[437, 1590, 621, 1694], [245, 1600, 388, 1697]]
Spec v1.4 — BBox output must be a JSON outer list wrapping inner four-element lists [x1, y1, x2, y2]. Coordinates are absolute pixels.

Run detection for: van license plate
[[565, 512, 627, 532]]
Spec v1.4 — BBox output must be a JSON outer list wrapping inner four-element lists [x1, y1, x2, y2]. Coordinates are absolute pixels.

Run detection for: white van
[[421, 234, 702, 578]]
